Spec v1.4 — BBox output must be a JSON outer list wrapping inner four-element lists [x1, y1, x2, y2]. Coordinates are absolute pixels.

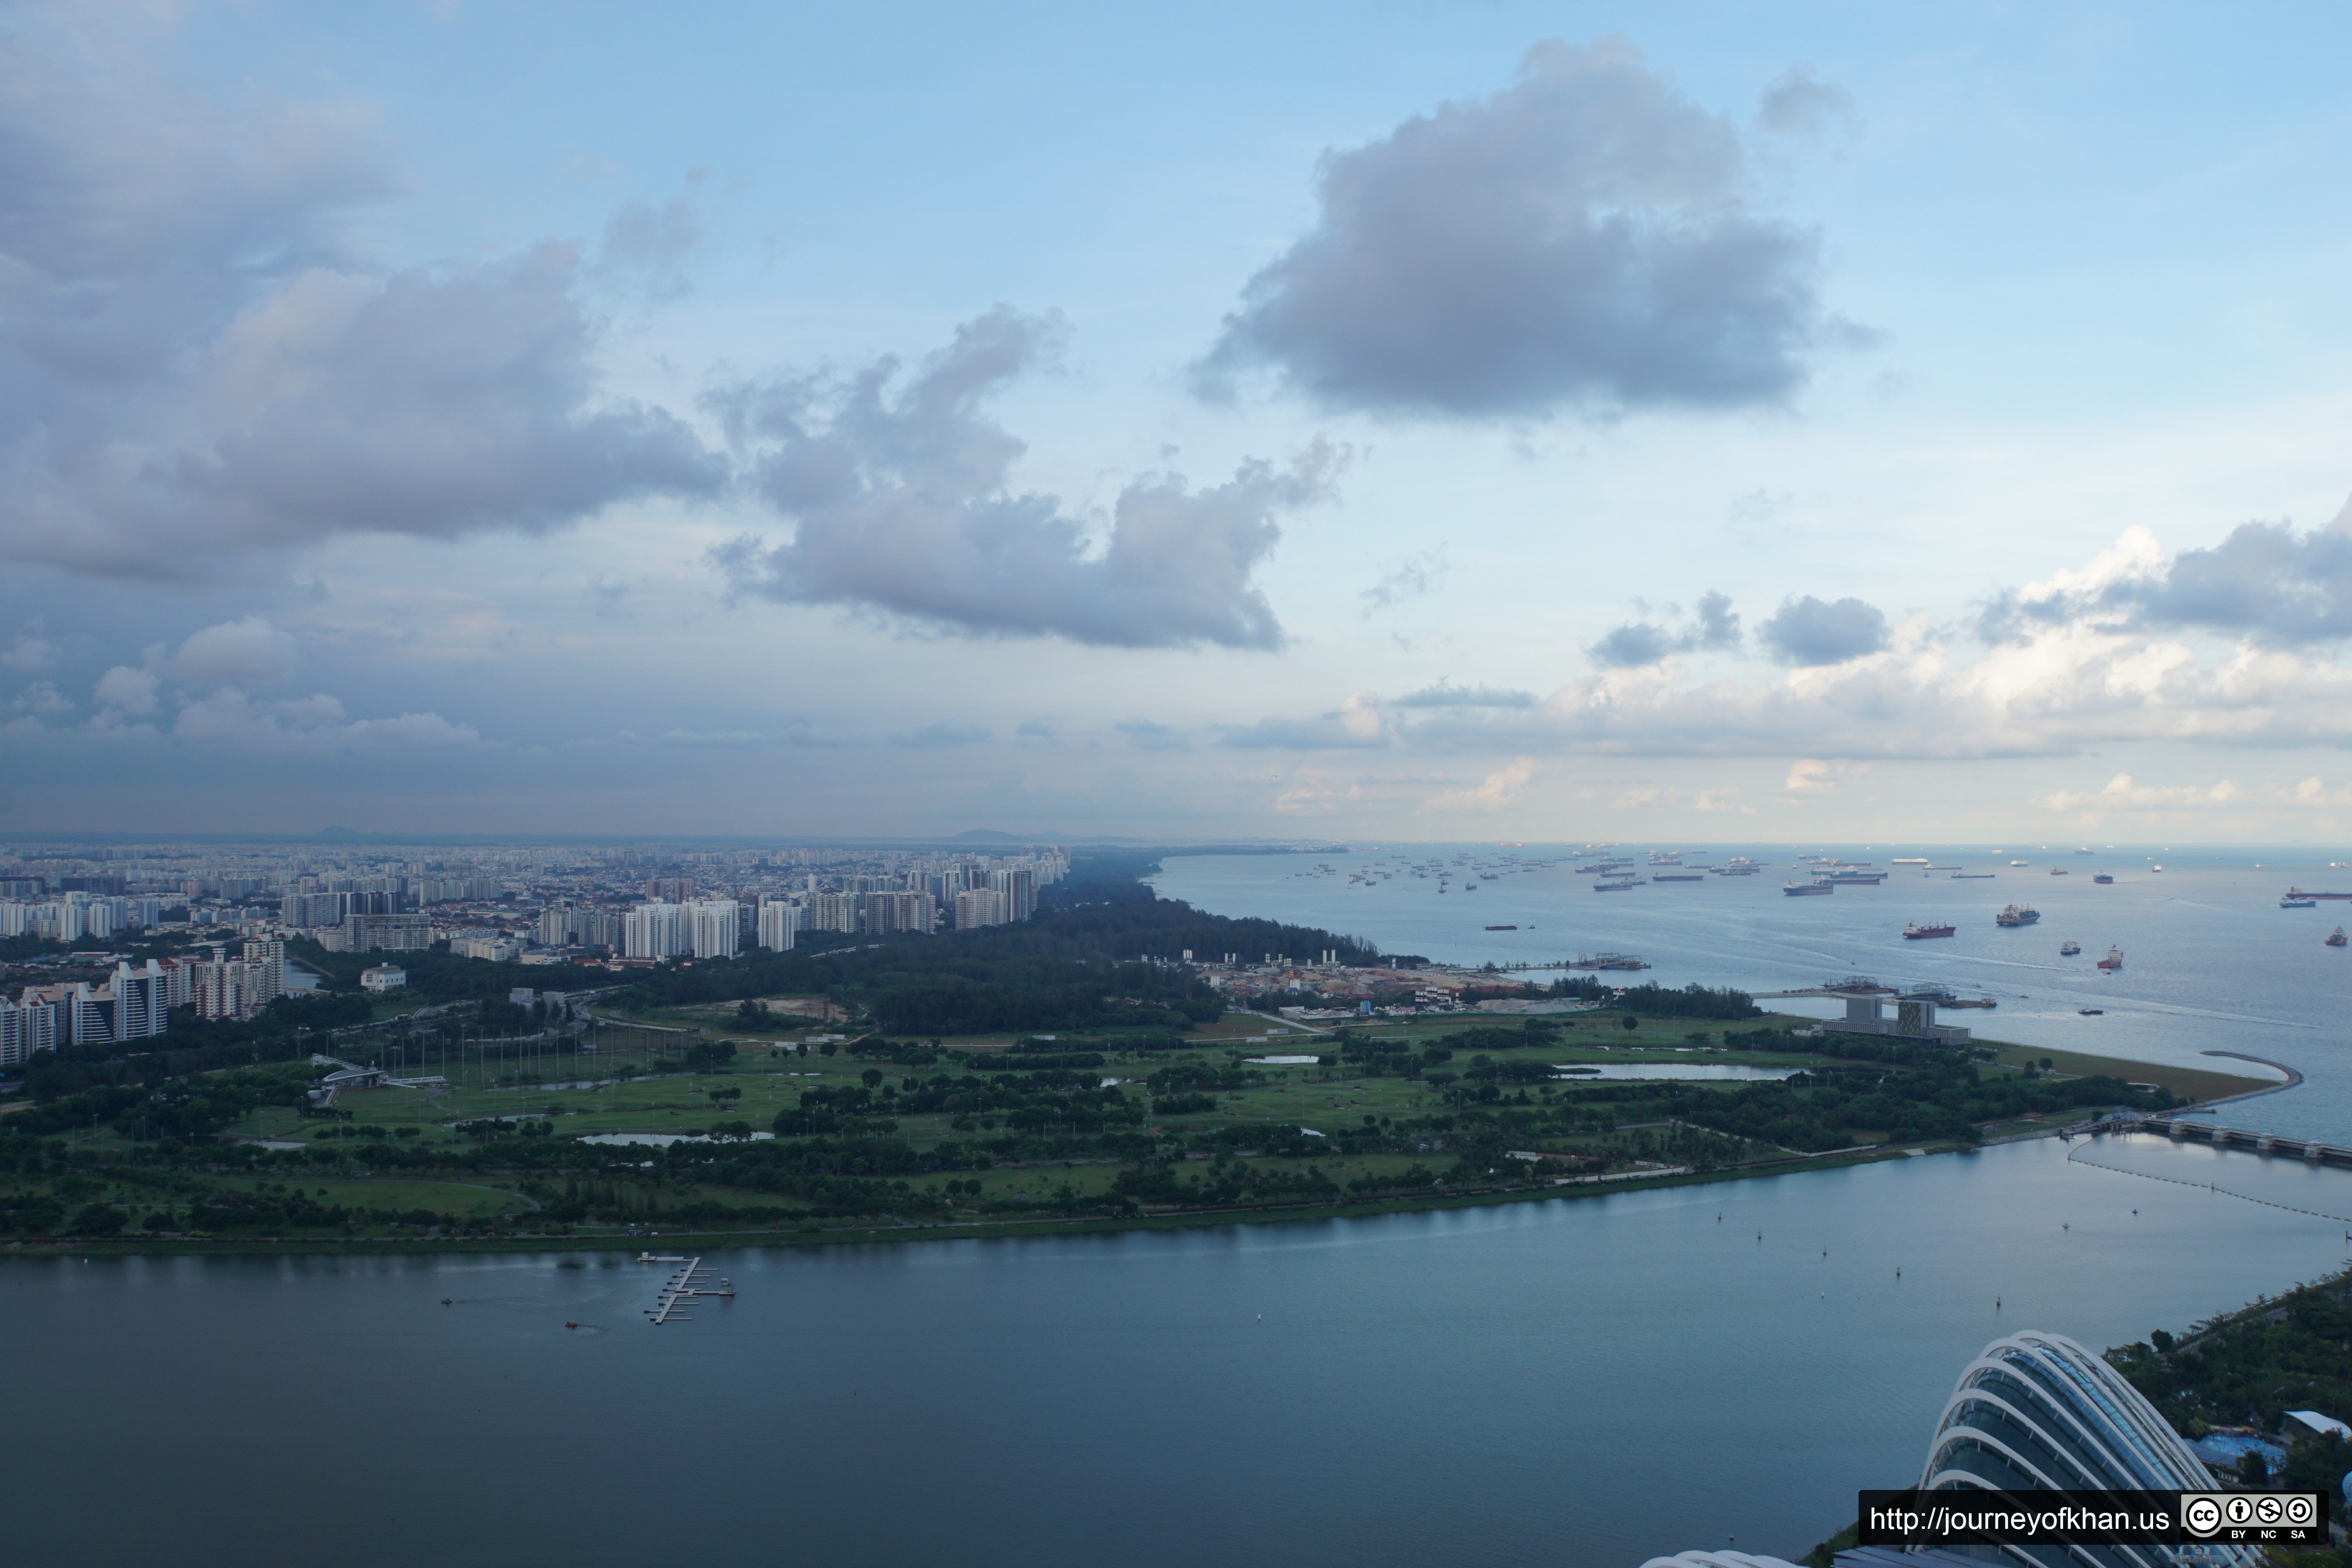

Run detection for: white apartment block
[[756, 899, 803, 952]]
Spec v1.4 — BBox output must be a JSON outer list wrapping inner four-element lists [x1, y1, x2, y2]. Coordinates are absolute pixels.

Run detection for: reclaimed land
[[0, 854, 2273, 1257]]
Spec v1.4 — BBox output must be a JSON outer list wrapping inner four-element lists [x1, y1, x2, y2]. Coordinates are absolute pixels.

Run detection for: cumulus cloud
[[1588, 590, 1741, 667], [1429, 756, 1539, 811], [11, 680, 72, 714], [172, 617, 299, 683], [0, 10, 722, 575], [172, 689, 480, 750], [1221, 691, 1391, 750], [1, 630, 57, 671], [711, 310, 1338, 648], [93, 666, 159, 716], [2034, 773, 2239, 812], [1987, 508, 2352, 649], [1197, 36, 1865, 419], [1758, 594, 1888, 665]]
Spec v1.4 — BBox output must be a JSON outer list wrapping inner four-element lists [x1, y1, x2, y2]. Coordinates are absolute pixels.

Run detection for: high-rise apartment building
[[687, 901, 740, 960], [348, 913, 431, 953], [756, 900, 803, 952], [808, 892, 860, 934], [623, 902, 690, 959]]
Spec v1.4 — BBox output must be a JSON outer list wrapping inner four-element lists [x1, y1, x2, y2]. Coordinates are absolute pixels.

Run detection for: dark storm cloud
[[0, 12, 722, 576], [711, 309, 1339, 649], [1586, 589, 1741, 667], [1758, 594, 1889, 665], [1196, 36, 1864, 419]]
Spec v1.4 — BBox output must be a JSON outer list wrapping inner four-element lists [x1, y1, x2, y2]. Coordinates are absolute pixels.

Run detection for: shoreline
[[0, 1140, 2018, 1259]]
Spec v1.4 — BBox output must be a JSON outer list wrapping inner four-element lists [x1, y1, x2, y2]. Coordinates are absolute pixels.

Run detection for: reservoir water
[[1149, 845, 2352, 1142], [6, 1135, 2350, 1567]]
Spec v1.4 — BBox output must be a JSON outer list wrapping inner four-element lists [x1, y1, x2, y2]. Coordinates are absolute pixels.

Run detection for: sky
[[4, 0, 2352, 843]]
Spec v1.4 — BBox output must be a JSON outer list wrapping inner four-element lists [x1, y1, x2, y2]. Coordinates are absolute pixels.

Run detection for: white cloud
[[1430, 756, 1540, 811], [0, 10, 721, 576], [10, 680, 72, 714], [93, 666, 159, 715], [2034, 773, 2240, 811], [712, 309, 1339, 649], [172, 617, 299, 683], [172, 689, 480, 750], [1198, 36, 1868, 419], [1, 631, 57, 671]]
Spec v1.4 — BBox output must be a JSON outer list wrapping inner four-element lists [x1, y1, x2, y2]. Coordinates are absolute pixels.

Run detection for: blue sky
[[4, 1, 2352, 841]]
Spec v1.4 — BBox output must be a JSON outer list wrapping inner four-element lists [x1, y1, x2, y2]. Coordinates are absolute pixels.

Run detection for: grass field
[[1981, 1042, 2277, 1103]]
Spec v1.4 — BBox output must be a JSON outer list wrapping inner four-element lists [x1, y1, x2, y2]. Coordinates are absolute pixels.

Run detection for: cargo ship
[[2282, 895, 2317, 909], [1902, 921, 1956, 939], [2288, 888, 2352, 901], [1652, 872, 1705, 882], [1484, 924, 1518, 931], [2060, 940, 2081, 955], [2092, 873, 2114, 884], [2096, 946, 2123, 969], [1783, 879, 1835, 896], [1825, 870, 1887, 884], [1995, 903, 2041, 927]]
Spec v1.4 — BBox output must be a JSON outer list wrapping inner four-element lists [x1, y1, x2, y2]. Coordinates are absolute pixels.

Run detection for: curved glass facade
[[1922, 1330, 2258, 1568]]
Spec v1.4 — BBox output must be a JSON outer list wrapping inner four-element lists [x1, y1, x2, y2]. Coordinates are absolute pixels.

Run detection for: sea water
[[1, 1135, 2345, 1567], [1149, 845, 2352, 1141]]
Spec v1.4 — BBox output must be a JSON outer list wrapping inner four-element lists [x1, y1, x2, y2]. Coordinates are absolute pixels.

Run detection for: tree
[[2150, 1329, 2174, 1353], [2237, 1448, 2270, 1489], [860, 1068, 884, 1089], [1621, 1014, 1640, 1032], [69, 1203, 125, 1237]]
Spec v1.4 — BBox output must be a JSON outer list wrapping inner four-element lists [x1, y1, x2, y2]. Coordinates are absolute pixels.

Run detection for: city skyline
[[5, 4, 2352, 842]]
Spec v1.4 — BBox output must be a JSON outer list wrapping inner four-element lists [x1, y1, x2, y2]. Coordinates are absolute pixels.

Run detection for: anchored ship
[[1783, 879, 1835, 896], [2283, 895, 2317, 909], [2060, 940, 2081, 955], [1902, 921, 1956, 939], [2096, 946, 2123, 969], [1995, 903, 2041, 927], [2330, 927, 2348, 949], [2092, 873, 2114, 884]]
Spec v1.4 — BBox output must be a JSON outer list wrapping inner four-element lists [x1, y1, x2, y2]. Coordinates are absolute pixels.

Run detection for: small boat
[[2078, 1008, 2103, 1016], [2330, 927, 2349, 949], [2060, 940, 2081, 956], [2283, 896, 2317, 909], [1903, 921, 1957, 940], [2096, 946, 2123, 970], [565, 1320, 579, 1329]]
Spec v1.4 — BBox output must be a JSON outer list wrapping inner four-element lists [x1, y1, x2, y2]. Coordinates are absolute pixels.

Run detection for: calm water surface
[[1150, 844, 2352, 1140], [6, 1136, 2350, 1567]]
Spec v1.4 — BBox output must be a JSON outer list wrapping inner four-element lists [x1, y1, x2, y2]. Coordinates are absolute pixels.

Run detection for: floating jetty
[[644, 1257, 735, 1324]]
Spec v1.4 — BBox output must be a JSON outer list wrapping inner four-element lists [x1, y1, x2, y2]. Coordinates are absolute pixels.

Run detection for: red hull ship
[[1902, 922, 1957, 940]]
